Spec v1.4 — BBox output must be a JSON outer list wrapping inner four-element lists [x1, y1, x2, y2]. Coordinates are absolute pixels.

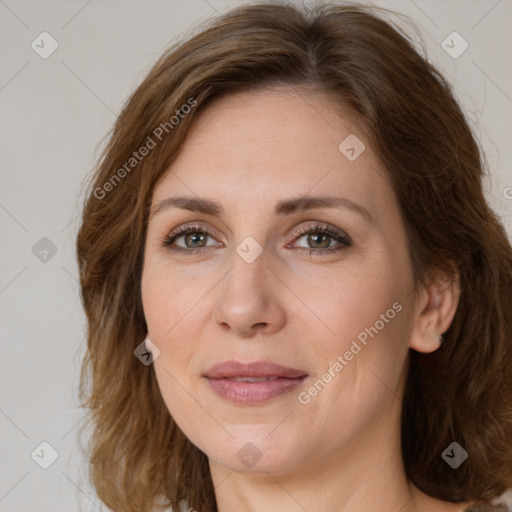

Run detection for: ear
[[409, 266, 460, 353]]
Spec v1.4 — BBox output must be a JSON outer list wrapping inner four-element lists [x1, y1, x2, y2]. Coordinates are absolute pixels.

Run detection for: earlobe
[[409, 268, 460, 354]]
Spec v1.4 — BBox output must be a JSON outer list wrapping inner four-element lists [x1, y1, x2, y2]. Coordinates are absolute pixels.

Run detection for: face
[[141, 88, 417, 476]]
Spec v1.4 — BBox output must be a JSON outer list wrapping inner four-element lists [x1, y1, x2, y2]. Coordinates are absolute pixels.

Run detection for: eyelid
[[169, 221, 221, 237], [288, 222, 351, 242]]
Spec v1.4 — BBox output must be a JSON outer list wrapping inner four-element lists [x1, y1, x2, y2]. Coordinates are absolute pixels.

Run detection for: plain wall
[[1, 0, 511, 510]]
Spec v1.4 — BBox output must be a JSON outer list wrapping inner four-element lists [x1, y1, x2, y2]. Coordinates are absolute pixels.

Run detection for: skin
[[141, 87, 474, 512]]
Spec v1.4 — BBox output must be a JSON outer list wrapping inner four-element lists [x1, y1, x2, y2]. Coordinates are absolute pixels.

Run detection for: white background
[[1, 0, 511, 510]]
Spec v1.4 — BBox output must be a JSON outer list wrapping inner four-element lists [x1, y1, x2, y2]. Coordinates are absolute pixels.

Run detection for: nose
[[213, 251, 287, 338]]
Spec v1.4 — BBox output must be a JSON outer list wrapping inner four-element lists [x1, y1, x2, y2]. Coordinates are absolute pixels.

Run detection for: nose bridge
[[221, 213, 270, 296], [213, 240, 286, 336], [220, 243, 269, 311]]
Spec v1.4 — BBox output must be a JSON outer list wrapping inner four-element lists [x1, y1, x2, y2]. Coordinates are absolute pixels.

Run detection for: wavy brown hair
[[76, 2, 512, 511]]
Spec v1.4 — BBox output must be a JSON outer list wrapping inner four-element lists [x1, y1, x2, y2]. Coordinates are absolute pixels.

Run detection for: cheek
[[141, 267, 204, 401], [142, 267, 206, 438], [152, 359, 209, 452], [301, 266, 403, 346], [141, 263, 203, 339], [300, 264, 410, 401]]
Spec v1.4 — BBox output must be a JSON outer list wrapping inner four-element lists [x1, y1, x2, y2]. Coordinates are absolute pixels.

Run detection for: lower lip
[[205, 377, 306, 404]]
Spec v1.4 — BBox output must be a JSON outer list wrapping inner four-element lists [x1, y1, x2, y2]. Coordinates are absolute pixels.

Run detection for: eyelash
[[161, 222, 352, 256]]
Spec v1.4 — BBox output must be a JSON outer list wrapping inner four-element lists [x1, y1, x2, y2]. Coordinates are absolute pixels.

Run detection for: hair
[[75, 1, 512, 511]]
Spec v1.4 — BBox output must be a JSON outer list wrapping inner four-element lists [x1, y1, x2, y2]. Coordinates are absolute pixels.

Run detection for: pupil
[[186, 232, 206, 247], [308, 233, 330, 248]]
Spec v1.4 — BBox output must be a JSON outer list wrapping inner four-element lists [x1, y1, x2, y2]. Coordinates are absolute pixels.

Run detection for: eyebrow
[[150, 194, 374, 222]]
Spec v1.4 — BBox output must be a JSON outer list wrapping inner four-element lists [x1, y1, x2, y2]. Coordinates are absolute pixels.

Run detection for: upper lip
[[204, 360, 307, 379]]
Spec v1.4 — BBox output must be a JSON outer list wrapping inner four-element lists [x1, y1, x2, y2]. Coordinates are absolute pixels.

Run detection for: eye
[[162, 224, 220, 252], [288, 223, 352, 255], [161, 222, 352, 255]]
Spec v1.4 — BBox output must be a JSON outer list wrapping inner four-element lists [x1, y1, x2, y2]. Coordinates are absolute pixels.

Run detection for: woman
[[76, 2, 512, 511]]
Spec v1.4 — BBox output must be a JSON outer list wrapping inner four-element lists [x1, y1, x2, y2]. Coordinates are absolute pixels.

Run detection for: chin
[[199, 427, 306, 475]]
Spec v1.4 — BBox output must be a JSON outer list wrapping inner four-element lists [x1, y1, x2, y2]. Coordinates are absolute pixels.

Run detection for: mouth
[[203, 360, 308, 405], [223, 376, 280, 382]]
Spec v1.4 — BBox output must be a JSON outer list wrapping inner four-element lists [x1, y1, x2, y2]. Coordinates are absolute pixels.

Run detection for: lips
[[204, 360, 307, 379], [204, 360, 308, 404]]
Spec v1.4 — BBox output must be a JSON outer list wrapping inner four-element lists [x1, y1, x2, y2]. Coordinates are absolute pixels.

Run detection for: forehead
[[152, 88, 392, 216]]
